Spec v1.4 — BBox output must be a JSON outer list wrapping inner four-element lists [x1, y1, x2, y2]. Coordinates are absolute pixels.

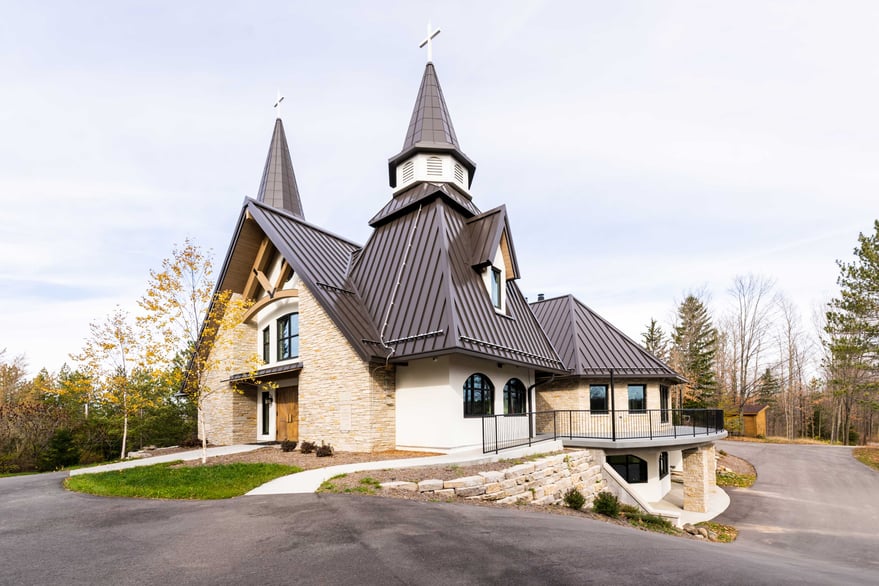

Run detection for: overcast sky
[[2, 1, 878, 375]]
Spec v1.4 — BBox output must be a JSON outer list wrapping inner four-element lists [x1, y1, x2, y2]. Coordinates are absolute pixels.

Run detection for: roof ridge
[[248, 198, 362, 249]]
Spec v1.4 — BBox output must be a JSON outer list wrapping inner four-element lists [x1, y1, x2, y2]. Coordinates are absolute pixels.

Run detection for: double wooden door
[[275, 387, 299, 442]]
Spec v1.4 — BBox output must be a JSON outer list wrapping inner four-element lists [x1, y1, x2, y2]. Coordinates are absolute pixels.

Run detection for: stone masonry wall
[[201, 293, 258, 446], [382, 450, 606, 506], [682, 444, 716, 512], [297, 284, 396, 452]]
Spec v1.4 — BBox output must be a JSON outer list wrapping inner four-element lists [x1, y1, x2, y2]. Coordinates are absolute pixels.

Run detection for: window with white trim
[[277, 313, 299, 361]]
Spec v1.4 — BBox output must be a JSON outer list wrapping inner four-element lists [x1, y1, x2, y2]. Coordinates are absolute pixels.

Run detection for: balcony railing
[[482, 409, 725, 454]]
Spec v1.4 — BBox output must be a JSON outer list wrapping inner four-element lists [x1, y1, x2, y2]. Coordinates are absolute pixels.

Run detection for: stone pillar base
[[682, 444, 715, 513]]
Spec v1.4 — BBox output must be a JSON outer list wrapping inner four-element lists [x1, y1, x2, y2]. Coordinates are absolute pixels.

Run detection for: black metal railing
[[483, 409, 724, 454]]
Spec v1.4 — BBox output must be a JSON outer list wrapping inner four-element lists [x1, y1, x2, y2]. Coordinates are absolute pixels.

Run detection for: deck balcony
[[482, 408, 727, 454]]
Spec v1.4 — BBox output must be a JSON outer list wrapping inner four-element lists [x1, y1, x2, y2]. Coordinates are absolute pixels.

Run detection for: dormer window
[[490, 267, 502, 309]]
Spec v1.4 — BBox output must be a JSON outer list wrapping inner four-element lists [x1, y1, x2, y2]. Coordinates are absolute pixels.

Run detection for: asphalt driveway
[[716, 440, 879, 572], [1, 459, 876, 586]]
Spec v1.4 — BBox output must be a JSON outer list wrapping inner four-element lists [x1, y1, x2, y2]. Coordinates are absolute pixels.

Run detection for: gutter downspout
[[610, 368, 616, 442]]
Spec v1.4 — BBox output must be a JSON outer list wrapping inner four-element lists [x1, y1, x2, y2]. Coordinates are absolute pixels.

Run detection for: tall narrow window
[[261, 391, 271, 436], [262, 327, 271, 364], [463, 373, 494, 417], [659, 451, 669, 479], [628, 384, 646, 413], [490, 267, 502, 309], [590, 384, 608, 413], [503, 378, 527, 414], [660, 385, 670, 423], [277, 313, 299, 361]]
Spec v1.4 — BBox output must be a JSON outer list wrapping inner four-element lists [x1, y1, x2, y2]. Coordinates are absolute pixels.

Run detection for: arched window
[[277, 312, 299, 361], [503, 378, 527, 414], [463, 373, 494, 417]]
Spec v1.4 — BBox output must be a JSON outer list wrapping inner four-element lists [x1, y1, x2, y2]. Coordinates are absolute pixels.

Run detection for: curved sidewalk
[[68, 445, 264, 476], [247, 440, 564, 496]]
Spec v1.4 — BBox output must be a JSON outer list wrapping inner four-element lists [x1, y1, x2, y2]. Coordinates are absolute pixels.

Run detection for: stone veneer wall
[[682, 444, 717, 512], [383, 450, 605, 506], [297, 284, 396, 452], [201, 293, 259, 446]]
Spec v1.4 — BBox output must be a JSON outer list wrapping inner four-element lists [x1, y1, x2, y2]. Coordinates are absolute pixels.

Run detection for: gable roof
[[217, 198, 380, 362], [741, 404, 768, 415], [530, 295, 684, 382], [257, 118, 304, 217], [388, 63, 476, 188]]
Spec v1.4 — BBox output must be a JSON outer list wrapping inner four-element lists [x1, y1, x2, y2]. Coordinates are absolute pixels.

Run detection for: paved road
[[1, 463, 876, 586], [716, 441, 879, 573]]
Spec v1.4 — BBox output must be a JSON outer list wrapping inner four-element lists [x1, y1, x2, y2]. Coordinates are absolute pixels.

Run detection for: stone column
[[682, 444, 714, 513]]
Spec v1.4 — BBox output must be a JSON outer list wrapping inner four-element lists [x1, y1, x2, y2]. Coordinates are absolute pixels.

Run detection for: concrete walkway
[[246, 440, 565, 495], [651, 482, 731, 526], [67, 444, 264, 476]]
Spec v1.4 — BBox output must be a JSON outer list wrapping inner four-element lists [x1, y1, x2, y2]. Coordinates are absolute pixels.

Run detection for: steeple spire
[[256, 114, 305, 218], [387, 60, 476, 191]]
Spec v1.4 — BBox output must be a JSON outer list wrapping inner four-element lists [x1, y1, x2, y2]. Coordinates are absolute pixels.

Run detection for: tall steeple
[[388, 27, 476, 193], [256, 111, 305, 218]]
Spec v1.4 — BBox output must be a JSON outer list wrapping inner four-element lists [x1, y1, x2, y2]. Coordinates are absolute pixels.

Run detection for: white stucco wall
[[395, 355, 534, 451], [604, 447, 677, 503]]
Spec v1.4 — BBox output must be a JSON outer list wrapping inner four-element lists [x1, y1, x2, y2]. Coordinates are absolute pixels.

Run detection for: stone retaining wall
[[381, 450, 606, 506]]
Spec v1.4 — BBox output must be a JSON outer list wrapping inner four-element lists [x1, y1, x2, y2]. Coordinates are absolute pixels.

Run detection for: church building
[[199, 35, 726, 514]]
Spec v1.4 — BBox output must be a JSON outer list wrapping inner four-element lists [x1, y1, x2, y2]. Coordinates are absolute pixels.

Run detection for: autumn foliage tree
[[138, 239, 257, 463]]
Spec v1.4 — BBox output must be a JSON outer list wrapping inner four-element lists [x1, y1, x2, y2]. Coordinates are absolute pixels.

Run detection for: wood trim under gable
[[243, 237, 272, 300], [242, 289, 300, 324]]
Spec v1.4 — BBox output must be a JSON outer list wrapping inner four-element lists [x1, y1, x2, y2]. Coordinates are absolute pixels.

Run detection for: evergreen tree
[[825, 220, 879, 445], [671, 295, 718, 407], [754, 368, 780, 407], [641, 318, 669, 362]]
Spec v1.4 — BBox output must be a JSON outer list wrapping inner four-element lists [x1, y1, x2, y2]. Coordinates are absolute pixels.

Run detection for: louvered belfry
[[256, 118, 305, 218], [388, 63, 476, 188]]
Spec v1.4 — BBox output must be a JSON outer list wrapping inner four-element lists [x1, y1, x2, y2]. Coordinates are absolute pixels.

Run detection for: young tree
[[641, 318, 669, 362], [70, 308, 160, 459], [825, 221, 879, 445], [670, 295, 718, 407], [138, 239, 258, 463]]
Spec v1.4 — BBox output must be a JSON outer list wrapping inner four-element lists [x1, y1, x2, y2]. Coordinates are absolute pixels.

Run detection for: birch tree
[[138, 239, 257, 463]]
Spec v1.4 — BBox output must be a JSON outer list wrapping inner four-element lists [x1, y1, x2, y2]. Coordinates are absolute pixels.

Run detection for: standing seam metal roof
[[530, 295, 683, 380], [257, 118, 304, 217]]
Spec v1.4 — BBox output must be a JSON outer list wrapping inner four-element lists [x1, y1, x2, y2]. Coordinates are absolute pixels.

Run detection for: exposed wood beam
[[243, 237, 271, 299], [273, 260, 292, 291], [241, 289, 300, 323]]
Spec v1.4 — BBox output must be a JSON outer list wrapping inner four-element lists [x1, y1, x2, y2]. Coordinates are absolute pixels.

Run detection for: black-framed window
[[262, 327, 271, 363], [628, 384, 646, 413], [607, 454, 647, 483], [464, 373, 494, 417], [503, 378, 527, 415], [277, 313, 299, 361], [659, 451, 669, 479], [490, 267, 502, 309], [660, 385, 670, 423], [590, 384, 608, 413]]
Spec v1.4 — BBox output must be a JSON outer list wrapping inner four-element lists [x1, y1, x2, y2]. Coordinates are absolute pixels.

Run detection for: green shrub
[[592, 491, 621, 517], [563, 487, 586, 510], [280, 440, 297, 452], [300, 441, 316, 454]]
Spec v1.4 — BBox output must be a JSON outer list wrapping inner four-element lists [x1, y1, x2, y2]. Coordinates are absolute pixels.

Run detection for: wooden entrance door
[[275, 387, 299, 442]]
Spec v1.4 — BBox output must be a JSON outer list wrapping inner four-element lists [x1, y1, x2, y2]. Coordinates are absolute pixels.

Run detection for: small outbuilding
[[741, 404, 769, 438]]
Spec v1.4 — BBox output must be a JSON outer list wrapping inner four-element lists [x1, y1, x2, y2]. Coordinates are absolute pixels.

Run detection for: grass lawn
[[65, 462, 302, 499], [716, 470, 756, 488], [853, 447, 879, 472]]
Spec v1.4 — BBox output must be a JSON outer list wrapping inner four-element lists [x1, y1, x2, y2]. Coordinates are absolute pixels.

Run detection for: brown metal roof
[[257, 118, 304, 217], [530, 295, 684, 381], [465, 205, 521, 279], [370, 182, 479, 227], [741, 404, 768, 415], [388, 63, 476, 188], [351, 197, 564, 371]]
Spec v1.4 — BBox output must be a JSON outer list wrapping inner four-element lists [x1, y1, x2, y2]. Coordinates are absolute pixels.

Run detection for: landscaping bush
[[563, 487, 586, 510], [280, 440, 297, 452], [300, 441, 317, 454], [315, 442, 334, 457], [592, 491, 621, 517], [38, 429, 80, 471]]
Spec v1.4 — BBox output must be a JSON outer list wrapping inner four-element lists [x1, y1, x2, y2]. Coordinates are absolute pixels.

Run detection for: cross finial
[[273, 90, 285, 119], [419, 21, 441, 63]]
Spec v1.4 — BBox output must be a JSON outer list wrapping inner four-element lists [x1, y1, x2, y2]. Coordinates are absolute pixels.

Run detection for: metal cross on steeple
[[419, 22, 441, 63], [273, 90, 285, 119]]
